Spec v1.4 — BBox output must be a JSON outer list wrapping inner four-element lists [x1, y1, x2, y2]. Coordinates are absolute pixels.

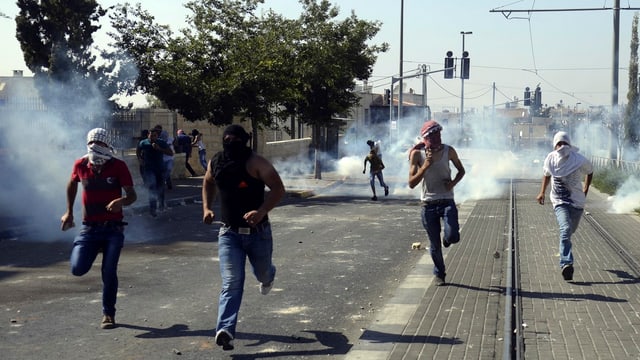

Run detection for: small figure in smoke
[[191, 129, 207, 171], [175, 129, 197, 177], [137, 126, 173, 216], [61, 128, 137, 329], [408, 120, 466, 286], [366, 139, 382, 159], [363, 140, 389, 201], [536, 131, 593, 281]]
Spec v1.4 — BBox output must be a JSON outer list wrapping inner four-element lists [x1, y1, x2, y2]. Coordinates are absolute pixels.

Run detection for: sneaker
[[215, 329, 234, 350], [434, 275, 446, 286], [371, 196, 378, 201], [260, 281, 273, 295], [101, 315, 116, 329], [384, 186, 389, 196], [561, 264, 574, 281]]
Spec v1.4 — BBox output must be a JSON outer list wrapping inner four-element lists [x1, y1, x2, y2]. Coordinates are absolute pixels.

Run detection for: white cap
[[553, 131, 571, 147]]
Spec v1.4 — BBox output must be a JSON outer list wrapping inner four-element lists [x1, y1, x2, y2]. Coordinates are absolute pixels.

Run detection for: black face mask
[[223, 141, 250, 160]]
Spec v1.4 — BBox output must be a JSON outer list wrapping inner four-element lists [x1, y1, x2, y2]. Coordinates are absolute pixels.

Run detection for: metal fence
[[591, 156, 640, 174]]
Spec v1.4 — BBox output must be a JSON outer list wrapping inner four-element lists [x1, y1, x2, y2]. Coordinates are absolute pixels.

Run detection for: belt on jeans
[[421, 199, 452, 206], [224, 221, 269, 235], [83, 221, 128, 227]]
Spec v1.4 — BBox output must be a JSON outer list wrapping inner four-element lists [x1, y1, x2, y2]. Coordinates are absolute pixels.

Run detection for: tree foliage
[[14, 0, 120, 119], [624, 13, 640, 155], [108, 0, 386, 130]]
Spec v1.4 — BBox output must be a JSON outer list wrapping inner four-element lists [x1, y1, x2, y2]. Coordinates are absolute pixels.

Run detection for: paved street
[[0, 176, 426, 359]]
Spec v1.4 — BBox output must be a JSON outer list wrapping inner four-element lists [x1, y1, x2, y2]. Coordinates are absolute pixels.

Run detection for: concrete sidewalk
[[345, 180, 640, 360]]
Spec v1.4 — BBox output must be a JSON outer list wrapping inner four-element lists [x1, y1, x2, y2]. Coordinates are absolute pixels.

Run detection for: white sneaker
[[259, 281, 273, 295]]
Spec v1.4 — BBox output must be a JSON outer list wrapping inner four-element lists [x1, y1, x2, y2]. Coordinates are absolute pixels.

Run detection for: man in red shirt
[[61, 128, 137, 329]]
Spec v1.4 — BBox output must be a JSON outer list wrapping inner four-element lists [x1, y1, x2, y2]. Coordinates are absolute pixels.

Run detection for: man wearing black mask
[[202, 124, 285, 351]]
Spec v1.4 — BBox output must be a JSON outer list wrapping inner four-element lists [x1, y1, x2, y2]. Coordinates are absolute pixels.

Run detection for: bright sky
[[2, 0, 639, 112]]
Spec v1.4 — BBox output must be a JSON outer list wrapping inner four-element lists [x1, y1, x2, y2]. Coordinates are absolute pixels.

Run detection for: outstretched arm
[[202, 161, 217, 224], [536, 175, 551, 205]]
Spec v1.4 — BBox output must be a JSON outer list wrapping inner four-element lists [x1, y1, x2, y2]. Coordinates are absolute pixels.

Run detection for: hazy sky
[[2, 0, 640, 112]]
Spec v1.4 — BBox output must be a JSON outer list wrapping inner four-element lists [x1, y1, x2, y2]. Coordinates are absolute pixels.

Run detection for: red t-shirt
[[70, 157, 134, 222]]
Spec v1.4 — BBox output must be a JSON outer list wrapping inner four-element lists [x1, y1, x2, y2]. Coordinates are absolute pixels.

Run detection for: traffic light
[[384, 89, 391, 105], [444, 51, 454, 79], [524, 87, 531, 106], [535, 86, 542, 107], [460, 51, 470, 79]]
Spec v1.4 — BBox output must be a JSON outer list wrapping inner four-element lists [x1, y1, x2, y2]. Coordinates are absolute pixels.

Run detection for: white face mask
[[87, 143, 113, 165], [556, 144, 572, 158]]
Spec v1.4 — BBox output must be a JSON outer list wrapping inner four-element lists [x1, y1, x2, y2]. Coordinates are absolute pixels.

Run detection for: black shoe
[[434, 275, 446, 286], [101, 315, 116, 329], [384, 186, 389, 196], [443, 239, 451, 248], [215, 329, 234, 351], [561, 264, 574, 281], [371, 196, 378, 201]]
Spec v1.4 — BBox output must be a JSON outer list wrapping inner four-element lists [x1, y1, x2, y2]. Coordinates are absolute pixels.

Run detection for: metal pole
[[460, 31, 472, 140], [611, 0, 620, 160], [398, 0, 404, 137], [492, 82, 496, 126], [390, 78, 394, 140], [422, 64, 428, 119]]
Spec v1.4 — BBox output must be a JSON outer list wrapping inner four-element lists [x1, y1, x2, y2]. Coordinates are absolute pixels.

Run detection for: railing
[[591, 156, 640, 174]]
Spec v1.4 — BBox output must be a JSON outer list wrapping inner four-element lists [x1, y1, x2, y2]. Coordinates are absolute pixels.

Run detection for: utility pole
[[611, 0, 620, 160], [460, 31, 472, 139], [398, 0, 404, 134]]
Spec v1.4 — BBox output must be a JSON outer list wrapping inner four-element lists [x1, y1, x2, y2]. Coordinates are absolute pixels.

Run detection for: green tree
[[14, 0, 119, 121], [624, 12, 640, 158], [292, 0, 387, 178], [108, 0, 387, 169], [108, 1, 255, 126]]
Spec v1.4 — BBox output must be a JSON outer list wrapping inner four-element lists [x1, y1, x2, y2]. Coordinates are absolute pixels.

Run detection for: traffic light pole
[[460, 31, 472, 137], [389, 67, 453, 139]]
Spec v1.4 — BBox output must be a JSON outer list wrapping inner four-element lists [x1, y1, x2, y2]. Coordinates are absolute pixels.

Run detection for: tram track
[[504, 179, 640, 359]]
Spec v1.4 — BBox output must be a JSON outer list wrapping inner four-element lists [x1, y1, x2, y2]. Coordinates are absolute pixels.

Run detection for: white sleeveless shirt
[[420, 145, 454, 202]]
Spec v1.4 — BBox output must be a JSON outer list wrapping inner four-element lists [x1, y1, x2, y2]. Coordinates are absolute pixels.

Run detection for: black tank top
[[212, 151, 266, 228]]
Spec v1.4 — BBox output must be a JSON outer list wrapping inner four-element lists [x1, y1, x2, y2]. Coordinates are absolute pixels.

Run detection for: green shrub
[[592, 167, 630, 195], [592, 167, 640, 215]]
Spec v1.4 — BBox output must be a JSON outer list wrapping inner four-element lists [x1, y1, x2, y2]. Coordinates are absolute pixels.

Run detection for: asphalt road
[[0, 178, 428, 359]]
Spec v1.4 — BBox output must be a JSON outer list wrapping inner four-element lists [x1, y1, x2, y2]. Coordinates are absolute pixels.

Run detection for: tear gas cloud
[[0, 68, 150, 242], [277, 107, 640, 211]]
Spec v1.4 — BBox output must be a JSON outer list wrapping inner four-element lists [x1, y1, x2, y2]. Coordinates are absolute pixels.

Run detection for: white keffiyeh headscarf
[[86, 128, 114, 165]]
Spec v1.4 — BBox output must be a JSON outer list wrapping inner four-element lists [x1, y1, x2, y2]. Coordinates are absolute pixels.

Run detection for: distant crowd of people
[[135, 126, 207, 216]]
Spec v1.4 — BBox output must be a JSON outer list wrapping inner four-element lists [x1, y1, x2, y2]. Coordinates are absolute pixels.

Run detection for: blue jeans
[[162, 158, 174, 188], [421, 199, 460, 278], [369, 171, 387, 194], [554, 204, 583, 268], [216, 223, 276, 337], [70, 224, 125, 317], [198, 149, 207, 171], [142, 169, 165, 211]]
